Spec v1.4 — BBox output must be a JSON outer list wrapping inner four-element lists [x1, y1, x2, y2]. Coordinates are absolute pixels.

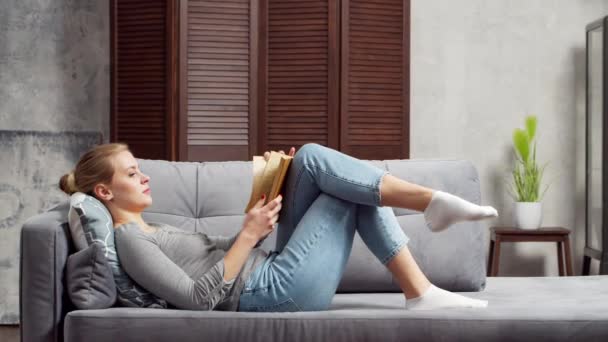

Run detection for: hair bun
[[59, 171, 79, 195]]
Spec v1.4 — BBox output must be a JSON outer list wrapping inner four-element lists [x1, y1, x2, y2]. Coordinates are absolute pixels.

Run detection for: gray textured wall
[[0, 0, 110, 134], [0, 0, 109, 324], [411, 0, 608, 277]]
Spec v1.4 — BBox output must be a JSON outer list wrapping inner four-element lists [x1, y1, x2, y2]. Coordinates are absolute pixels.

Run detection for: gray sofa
[[20, 156, 608, 341]]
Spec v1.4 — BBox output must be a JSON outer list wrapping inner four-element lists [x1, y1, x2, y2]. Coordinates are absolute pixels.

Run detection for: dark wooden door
[[341, 0, 410, 159], [110, 0, 178, 160], [179, 0, 259, 161], [259, 0, 409, 159], [112, 0, 410, 161], [258, 0, 341, 154]]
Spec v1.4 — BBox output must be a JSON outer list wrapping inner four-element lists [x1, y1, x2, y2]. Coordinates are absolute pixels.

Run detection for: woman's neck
[[111, 209, 147, 229]]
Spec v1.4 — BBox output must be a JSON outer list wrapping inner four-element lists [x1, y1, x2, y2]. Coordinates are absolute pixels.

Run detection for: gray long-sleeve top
[[114, 221, 268, 311]]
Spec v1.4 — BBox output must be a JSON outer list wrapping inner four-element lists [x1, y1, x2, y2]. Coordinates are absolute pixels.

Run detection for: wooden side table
[[487, 227, 573, 276]]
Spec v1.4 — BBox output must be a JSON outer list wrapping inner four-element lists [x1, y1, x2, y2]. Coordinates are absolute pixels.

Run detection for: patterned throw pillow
[[66, 242, 117, 309], [68, 192, 168, 309]]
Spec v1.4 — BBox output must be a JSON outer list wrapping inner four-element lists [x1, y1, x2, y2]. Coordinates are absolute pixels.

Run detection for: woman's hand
[[263, 146, 296, 162], [241, 194, 283, 242], [242, 146, 293, 243]]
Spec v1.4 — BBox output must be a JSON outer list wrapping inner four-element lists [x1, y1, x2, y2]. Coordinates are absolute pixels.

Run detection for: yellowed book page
[[268, 157, 292, 200], [257, 151, 283, 201], [245, 152, 281, 213], [244, 156, 267, 213], [245, 152, 294, 213]]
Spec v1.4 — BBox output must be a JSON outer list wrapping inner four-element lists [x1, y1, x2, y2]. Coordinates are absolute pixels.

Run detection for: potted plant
[[507, 115, 550, 229]]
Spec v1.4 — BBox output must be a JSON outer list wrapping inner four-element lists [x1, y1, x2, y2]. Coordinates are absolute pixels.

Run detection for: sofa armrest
[[20, 200, 74, 342]]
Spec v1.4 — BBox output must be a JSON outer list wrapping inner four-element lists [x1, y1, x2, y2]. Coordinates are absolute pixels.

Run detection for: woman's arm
[[221, 231, 258, 283], [207, 232, 265, 251], [206, 233, 239, 251], [116, 233, 256, 310]]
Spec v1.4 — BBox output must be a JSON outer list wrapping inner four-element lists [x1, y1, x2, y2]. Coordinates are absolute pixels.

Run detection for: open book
[[244, 151, 293, 213]]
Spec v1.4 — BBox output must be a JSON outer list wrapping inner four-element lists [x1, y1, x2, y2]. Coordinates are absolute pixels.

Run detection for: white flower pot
[[514, 202, 542, 229]]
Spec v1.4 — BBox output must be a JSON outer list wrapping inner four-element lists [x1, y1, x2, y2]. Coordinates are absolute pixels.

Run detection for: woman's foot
[[405, 284, 488, 310], [423, 190, 498, 232]]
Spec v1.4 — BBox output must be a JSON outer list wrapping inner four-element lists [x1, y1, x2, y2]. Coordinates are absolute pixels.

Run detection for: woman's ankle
[[404, 281, 432, 300], [379, 174, 434, 211]]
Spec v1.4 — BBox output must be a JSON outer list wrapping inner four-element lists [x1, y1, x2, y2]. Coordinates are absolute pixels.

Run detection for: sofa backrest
[[135, 158, 487, 293]]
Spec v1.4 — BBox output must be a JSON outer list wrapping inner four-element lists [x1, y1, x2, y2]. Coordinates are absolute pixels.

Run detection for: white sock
[[423, 190, 498, 232], [405, 284, 488, 310]]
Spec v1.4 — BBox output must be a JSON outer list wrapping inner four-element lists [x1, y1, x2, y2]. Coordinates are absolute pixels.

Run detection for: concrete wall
[[0, 0, 110, 134], [411, 0, 608, 276], [0, 0, 109, 324]]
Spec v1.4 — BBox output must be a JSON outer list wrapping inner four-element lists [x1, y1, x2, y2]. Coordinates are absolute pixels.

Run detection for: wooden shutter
[[341, 0, 410, 159], [260, 0, 340, 153], [111, 0, 177, 160], [180, 0, 257, 161]]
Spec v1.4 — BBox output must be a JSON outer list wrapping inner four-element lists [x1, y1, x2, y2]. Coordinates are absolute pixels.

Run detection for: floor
[[0, 325, 19, 342]]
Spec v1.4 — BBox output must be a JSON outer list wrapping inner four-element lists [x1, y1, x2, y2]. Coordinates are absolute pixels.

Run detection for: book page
[[245, 152, 293, 213], [269, 157, 292, 200], [245, 156, 267, 213]]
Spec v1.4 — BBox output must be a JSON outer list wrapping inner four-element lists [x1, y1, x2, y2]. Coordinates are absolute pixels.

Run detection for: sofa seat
[[64, 275, 608, 342], [22, 155, 608, 341]]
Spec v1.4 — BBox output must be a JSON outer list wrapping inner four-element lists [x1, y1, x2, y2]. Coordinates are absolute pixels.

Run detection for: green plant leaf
[[526, 115, 537, 142], [509, 115, 551, 202], [513, 129, 529, 162]]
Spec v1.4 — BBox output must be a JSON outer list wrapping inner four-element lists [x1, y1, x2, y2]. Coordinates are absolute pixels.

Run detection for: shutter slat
[[269, 1, 328, 10], [189, 111, 249, 117], [189, 18, 249, 26], [189, 6, 248, 15], [189, 122, 249, 129], [188, 141, 248, 145], [189, 41, 249, 49], [189, 12, 250, 21], [188, 93, 249, 101], [189, 105, 248, 111], [189, 117, 248, 123]]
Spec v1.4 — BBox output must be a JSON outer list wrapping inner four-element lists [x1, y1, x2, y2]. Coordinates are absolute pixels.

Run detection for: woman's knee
[[294, 143, 324, 165]]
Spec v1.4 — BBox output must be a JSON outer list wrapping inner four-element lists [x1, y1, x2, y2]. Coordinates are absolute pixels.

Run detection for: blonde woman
[[59, 142, 497, 312]]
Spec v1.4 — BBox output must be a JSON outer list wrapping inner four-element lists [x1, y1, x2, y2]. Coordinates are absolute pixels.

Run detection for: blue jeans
[[237, 143, 410, 312]]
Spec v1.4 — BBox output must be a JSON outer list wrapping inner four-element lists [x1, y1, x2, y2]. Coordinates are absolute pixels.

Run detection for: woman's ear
[[94, 184, 113, 202]]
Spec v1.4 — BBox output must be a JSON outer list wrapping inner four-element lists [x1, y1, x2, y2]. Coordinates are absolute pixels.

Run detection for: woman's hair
[[59, 142, 130, 197]]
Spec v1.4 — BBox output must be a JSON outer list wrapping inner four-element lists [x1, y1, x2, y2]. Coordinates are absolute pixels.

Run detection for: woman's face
[[99, 150, 153, 212]]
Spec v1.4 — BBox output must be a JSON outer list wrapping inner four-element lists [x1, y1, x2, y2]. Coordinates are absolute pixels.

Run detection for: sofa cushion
[[64, 276, 608, 342], [384, 159, 487, 292], [68, 192, 114, 251], [67, 192, 168, 309], [137, 159, 199, 231], [67, 242, 117, 309]]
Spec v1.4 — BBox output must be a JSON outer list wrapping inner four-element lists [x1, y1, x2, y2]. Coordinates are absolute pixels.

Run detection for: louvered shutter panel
[[341, 0, 410, 159], [112, 0, 171, 159], [184, 0, 255, 161], [261, 0, 340, 152]]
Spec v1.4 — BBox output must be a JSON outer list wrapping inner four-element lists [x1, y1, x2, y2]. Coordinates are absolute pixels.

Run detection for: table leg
[[491, 239, 501, 276], [488, 240, 495, 276], [583, 255, 591, 276], [564, 236, 573, 276], [557, 241, 564, 276]]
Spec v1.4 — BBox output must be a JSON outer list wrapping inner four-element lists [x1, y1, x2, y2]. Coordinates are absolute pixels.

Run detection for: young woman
[[59, 142, 497, 312]]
